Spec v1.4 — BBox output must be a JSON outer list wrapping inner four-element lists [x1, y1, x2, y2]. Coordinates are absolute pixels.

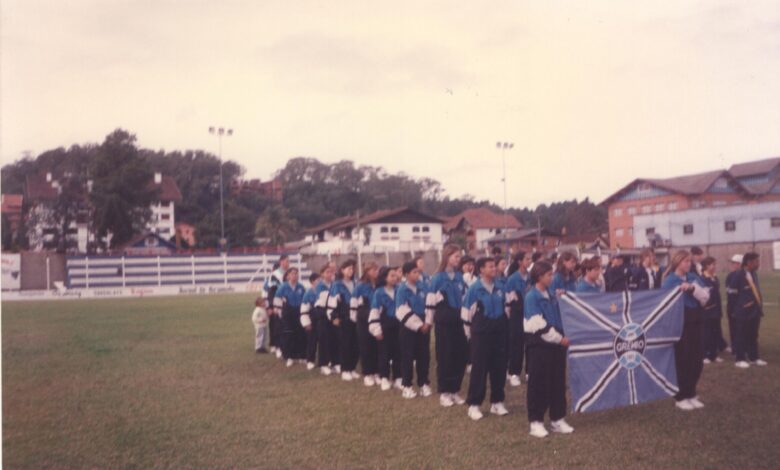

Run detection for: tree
[[90, 130, 157, 248], [1, 213, 11, 250], [255, 205, 299, 246]]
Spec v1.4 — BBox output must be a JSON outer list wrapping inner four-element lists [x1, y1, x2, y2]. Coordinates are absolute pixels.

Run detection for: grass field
[[3, 275, 780, 469]]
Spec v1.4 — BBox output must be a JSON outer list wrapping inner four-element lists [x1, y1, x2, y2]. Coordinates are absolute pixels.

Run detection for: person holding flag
[[524, 260, 573, 438]]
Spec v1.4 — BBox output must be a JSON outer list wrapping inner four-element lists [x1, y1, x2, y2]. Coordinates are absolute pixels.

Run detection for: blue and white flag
[[560, 289, 684, 413]]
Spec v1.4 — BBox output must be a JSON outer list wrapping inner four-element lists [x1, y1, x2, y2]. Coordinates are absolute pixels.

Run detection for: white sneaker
[[467, 406, 483, 421], [551, 419, 574, 434], [380, 378, 392, 391], [286, 358, 294, 367], [735, 361, 750, 369], [689, 397, 704, 409], [753, 359, 768, 366], [341, 371, 353, 381], [374, 374, 381, 386], [715, 357, 724, 363], [351, 371, 361, 379], [393, 378, 403, 390], [509, 375, 522, 387], [725, 346, 732, 353], [451, 393, 466, 405], [524, 374, 529, 382], [320, 366, 332, 376], [275, 349, 283, 359], [489, 402, 509, 416], [466, 365, 472, 374], [529, 421, 548, 438], [363, 376, 375, 387], [307, 362, 315, 370], [675, 400, 695, 411], [333, 365, 341, 374], [420, 384, 433, 397], [402, 387, 417, 399], [703, 358, 711, 364], [440, 393, 455, 407]]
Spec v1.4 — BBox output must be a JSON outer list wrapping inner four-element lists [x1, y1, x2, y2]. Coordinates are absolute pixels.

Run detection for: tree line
[[1, 129, 607, 252]]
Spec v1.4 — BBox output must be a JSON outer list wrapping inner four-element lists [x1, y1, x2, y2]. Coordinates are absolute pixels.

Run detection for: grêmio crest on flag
[[560, 289, 684, 413]]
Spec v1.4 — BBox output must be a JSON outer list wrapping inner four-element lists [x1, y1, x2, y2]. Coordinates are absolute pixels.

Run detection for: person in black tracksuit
[[462, 257, 509, 421], [604, 255, 629, 292], [264, 255, 290, 357], [628, 249, 661, 291], [355, 262, 379, 386], [724, 255, 742, 354], [427, 245, 469, 407], [300, 272, 320, 369], [369, 266, 402, 390], [733, 252, 766, 368], [314, 265, 339, 375], [700, 257, 723, 362]]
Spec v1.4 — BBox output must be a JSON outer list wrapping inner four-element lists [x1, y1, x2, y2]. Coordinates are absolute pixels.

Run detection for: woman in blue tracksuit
[[505, 250, 532, 386], [494, 255, 508, 291], [551, 251, 577, 294], [576, 257, 602, 293], [427, 245, 469, 407], [662, 250, 705, 411], [524, 261, 573, 438], [273, 267, 307, 367], [396, 261, 433, 399], [369, 266, 402, 391], [355, 262, 379, 387], [300, 272, 320, 370], [462, 257, 509, 421], [327, 259, 360, 382], [314, 265, 339, 375]]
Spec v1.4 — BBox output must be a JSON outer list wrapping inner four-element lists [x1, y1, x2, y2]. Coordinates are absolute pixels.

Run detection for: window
[[637, 183, 652, 192], [613, 208, 623, 217], [161, 214, 171, 221], [628, 228, 634, 236], [683, 224, 694, 235], [655, 203, 665, 212], [380, 226, 388, 233], [159, 228, 171, 234], [668, 202, 678, 211], [724, 221, 736, 232], [692, 200, 705, 208], [422, 226, 430, 233], [627, 206, 637, 216], [641, 205, 652, 214], [771, 217, 780, 228], [615, 228, 624, 237], [390, 227, 399, 233], [645, 227, 655, 236], [160, 201, 170, 208], [412, 226, 420, 233], [712, 200, 727, 207]]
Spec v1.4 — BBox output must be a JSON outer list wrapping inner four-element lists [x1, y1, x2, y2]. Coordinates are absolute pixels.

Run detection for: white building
[[443, 207, 523, 253], [25, 171, 182, 252], [304, 207, 444, 254], [632, 200, 780, 248]]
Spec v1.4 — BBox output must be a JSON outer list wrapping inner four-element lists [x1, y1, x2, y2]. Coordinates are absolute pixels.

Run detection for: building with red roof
[[444, 207, 523, 253]]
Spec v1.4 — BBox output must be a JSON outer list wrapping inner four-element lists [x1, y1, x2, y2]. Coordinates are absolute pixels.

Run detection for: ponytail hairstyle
[[556, 251, 577, 279], [663, 250, 691, 281], [336, 259, 357, 280], [437, 244, 462, 273], [360, 261, 379, 284], [507, 251, 527, 277], [530, 261, 553, 285]]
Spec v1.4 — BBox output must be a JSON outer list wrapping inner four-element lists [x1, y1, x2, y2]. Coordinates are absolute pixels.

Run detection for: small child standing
[[252, 296, 268, 353]]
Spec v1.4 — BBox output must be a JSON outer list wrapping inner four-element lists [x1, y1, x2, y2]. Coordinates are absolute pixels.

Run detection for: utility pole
[[208, 126, 233, 251]]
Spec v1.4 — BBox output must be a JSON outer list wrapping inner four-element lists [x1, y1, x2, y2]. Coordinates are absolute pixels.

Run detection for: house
[[1, 194, 23, 235], [147, 172, 183, 238], [230, 178, 283, 202], [444, 208, 523, 253], [483, 228, 562, 255], [303, 207, 444, 254], [24, 171, 183, 253], [602, 157, 780, 249], [121, 232, 177, 256]]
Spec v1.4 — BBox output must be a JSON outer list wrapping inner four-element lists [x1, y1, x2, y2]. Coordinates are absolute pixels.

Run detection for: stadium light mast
[[496, 141, 514, 259], [209, 126, 233, 251]]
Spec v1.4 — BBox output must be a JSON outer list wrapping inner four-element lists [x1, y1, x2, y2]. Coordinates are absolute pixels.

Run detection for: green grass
[[3, 275, 780, 469]]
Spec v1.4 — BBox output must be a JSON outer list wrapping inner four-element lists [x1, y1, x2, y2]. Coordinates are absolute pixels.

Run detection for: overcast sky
[[2, 0, 779, 208]]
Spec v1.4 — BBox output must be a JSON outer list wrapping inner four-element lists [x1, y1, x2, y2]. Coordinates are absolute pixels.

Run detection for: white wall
[[633, 201, 780, 247]]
